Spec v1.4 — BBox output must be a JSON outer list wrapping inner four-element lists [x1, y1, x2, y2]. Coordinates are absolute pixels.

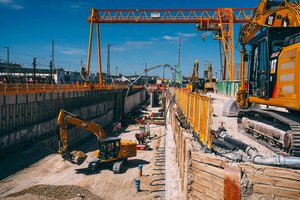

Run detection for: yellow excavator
[[186, 59, 205, 92], [204, 63, 216, 92], [57, 109, 137, 173], [226, 0, 300, 156]]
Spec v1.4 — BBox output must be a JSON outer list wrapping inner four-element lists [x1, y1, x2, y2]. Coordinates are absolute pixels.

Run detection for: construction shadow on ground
[[0, 145, 54, 181], [75, 159, 150, 175], [150, 134, 166, 141]]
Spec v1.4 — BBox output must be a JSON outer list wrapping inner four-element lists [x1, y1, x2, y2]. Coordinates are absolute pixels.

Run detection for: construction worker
[[135, 132, 146, 145], [150, 112, 154, 123], [113, 121, 122, 134], [107, 142, 115, 158]]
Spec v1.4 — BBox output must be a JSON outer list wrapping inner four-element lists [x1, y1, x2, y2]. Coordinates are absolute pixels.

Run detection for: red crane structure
[[85, 8, 254, 84]]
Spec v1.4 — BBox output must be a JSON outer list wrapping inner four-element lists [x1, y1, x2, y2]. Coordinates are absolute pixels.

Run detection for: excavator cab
[[198, 78, 205, 91], [62, 138, 122, 166], [248, 27, 300, 99], [98, 138, 121, 160]]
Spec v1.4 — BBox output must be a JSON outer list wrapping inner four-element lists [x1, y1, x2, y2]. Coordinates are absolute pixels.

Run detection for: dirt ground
[[0, 123, 162, 199], [210, 93, 275, 157], [0, 105, 182, 200]]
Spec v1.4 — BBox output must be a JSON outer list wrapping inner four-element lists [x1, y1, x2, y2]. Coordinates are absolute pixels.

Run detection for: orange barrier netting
[[0, 84, 142, 95]]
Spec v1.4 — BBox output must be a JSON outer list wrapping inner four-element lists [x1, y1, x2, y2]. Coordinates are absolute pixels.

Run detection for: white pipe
[[246, 147, 300, 169]]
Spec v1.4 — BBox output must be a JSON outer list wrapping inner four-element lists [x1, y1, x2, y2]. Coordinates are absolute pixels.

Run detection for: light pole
[[163, 65, 165, 83], [177, 37, 181, 83], [3, 47, 9, 64], [3, 47, 10, 82], [107, 43, 114, 83], [142, 63, 148, 85], [51, 39, 54, 84]]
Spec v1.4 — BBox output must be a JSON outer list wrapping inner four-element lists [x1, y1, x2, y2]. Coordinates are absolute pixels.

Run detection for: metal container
[[226, 81, 231, 96]]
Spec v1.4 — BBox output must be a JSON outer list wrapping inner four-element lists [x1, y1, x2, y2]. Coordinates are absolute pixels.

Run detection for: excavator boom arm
[[238, 0, 300, 44], [57, 109, 107, 155]]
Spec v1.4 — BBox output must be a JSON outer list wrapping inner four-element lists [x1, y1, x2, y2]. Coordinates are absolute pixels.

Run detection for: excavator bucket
[[222, 99, 261, 117], [223, 99, 238, 117], [70, 150, 88, 165], [62, 150, 88, 165]]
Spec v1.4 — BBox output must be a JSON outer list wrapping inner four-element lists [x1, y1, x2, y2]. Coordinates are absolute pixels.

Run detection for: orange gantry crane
[[85, 8, 254, 84]]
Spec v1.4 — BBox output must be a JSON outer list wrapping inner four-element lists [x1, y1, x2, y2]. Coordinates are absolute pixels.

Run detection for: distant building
[[0, 62, 55, 84], [0, 62, 160, 85], [0, 62, 85, 84]]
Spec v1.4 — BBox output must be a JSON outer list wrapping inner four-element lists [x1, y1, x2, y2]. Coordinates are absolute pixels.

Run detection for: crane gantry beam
[[88, 8, 254, 24], [85, 8, 255, 84]]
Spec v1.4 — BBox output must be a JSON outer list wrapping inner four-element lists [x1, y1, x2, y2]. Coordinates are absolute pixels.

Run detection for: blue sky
[[0, 0, 259, 79]]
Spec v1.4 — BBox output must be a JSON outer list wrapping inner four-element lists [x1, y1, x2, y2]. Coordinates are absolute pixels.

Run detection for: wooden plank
[[191, 152, 227, 168], [192, 183, 223, 200], [241, 163, 300, 181], [192, 160, 224, 178], [247, 173, 300, 190], [191, 189, 212, 200], [193, 174, 224, 193], [193, 168, 224, 187], [253, 184, 300, 199], [183, 148, 190, 200]]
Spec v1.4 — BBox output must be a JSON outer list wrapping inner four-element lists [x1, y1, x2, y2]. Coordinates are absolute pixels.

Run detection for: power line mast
[[163, 65, 165, 83], [177, 37, 181, 83], [107, 44, 113, 83], [142, 63, 148, 85], [49, 61, 53, 83], [3, 47, 10, 82], [51, 39, 54, 84], [33, 58, 36, 84], [3, 47, 9, 64]]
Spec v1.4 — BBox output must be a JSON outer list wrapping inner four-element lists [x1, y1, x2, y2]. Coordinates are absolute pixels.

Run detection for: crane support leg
[[86, 8, 95, 84], [96, 23, 103, 84]]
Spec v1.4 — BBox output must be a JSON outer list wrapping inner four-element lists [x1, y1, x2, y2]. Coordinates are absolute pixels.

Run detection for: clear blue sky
[[0, 0, 259, 79]]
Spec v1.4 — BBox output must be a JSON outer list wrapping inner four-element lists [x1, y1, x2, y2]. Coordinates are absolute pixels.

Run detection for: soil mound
[[5, 184, 103, 200]]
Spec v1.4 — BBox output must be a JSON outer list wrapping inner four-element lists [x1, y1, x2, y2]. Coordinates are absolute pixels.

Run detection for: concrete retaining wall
[[0, 88, 145, 153], [124, 90, 146, 114]]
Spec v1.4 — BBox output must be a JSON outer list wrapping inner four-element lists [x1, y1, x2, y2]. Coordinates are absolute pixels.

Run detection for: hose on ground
[[218, 131, 300, 169]]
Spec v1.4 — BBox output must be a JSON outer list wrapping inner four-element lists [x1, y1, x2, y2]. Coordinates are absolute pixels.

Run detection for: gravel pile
[[4, 185, 103, 200]]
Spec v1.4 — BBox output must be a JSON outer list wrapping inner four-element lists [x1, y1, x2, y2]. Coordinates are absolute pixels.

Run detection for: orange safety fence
[[175, 89, 213, 149], [0, 83, 143, 95]]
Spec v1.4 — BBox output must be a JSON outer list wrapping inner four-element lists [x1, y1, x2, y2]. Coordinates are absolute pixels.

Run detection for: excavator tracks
[[239, 124, 291, 156], [291, 125, 300, 156], [238, 109, 300, 157], [112, 159, 126, 173]]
